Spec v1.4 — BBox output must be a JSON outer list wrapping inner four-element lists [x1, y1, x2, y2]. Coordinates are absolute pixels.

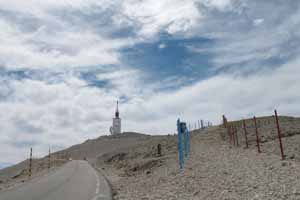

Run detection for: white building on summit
[[110, 101, 122, 135]]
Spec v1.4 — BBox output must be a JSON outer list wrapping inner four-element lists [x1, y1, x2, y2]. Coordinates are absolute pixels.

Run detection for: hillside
[[1, 115, 300, 199], [0, 132, 168, 191]]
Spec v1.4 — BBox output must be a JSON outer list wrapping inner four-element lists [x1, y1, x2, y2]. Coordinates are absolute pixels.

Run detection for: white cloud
[[253, 18, 264, 26], [0, 18, 133, 69], [124, 56, 300, 132], [158, 43, 166, 49], [0, 0, 135, 70], [0, 0, 239, 69], [186, 1, 300, 69], [121, 0, 203, 38], [119, 0, 236, 38], [1, 55, 300, 165], [202, 0, 232, 10]]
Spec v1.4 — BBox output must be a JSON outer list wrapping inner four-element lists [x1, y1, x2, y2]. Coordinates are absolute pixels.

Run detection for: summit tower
[[110, 101, 122, 135]]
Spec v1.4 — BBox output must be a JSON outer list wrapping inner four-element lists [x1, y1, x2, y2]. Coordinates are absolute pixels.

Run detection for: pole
[[243, 120, 249, 148], [29, 147, 32, 178], [227, 125, 231, 143], [183, 124, 190, 156], [275, 110, 285, 160], [235, 125, 239, 146], [231, 125, 236, 146], [157, 144, 162, 157], [48, 148, 51, 171], [254, 116, 261, 153], [201, 120, 204, 129], [198, 120, 200, 129], [229, 125, 233, 144], [177, 119, 184, 169], [223, 115, 227, 128]]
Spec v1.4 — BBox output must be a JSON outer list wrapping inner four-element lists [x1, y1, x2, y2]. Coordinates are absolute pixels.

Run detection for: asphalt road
[[0, 160, 112, 200]]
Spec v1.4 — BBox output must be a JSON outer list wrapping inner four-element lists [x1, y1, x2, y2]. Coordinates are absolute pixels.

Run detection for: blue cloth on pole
[[177, 119, 184, 169], [184, 125, 190, 155]]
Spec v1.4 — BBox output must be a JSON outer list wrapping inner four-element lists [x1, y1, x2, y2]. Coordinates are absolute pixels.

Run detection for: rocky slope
[[1, 116, 300, 199]]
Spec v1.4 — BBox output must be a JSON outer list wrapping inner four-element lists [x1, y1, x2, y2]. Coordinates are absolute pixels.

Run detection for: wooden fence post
[[254, 116, 261, 153], [157, 144, 162, 157], [243, 120, 249, 148], [48, 148, 51, 170], [29, 147, 32, 178], [232, 125, 236, 146], [235, 125, 239, 146]]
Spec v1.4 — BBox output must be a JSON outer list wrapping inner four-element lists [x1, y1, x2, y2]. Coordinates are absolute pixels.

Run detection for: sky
[[0, 0, 300, 167]]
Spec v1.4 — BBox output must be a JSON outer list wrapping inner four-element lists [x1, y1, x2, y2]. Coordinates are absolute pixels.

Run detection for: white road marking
[[93, 169, 100, 195], [91, 194, 108, 200], [91, 167, 111, 200]]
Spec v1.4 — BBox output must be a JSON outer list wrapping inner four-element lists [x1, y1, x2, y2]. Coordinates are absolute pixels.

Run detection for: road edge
[[93, 166, 113, 200]]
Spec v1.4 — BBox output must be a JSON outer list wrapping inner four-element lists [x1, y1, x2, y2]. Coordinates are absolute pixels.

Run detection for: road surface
[[0, 160, 112, 200]]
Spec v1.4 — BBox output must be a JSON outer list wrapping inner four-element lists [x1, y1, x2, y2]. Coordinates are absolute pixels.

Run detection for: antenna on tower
[[115, 101, 119, 118], [111, 100, 122, 135]]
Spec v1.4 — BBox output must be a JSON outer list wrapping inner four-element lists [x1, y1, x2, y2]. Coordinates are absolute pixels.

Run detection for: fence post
[[231, 125, 236, 146], [253, 116, 261, 153], [157, 144, 162, 157], [229, 125, 233, 144], [48, 148, 51, 171], [227, 125, 231, 143], [177, 119, 184, 169], [235, 125, 239, 146], [29, 147, 32, 178], [232, 125, 234, 145], [243, 120, 249, 148], [275, 110, 285, 160], [183, 124, 190, 156]]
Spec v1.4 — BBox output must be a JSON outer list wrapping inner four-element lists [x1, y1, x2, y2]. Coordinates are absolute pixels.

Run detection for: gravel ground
[[2, 117, 300, 199], [107, 126, 300, 200]]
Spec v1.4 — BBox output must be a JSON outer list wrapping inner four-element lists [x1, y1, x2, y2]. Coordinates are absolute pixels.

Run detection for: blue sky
[[0, 0, 300, 167]]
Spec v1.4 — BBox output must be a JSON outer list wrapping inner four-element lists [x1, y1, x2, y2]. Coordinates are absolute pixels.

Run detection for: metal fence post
[[275, 110, 285, 160]]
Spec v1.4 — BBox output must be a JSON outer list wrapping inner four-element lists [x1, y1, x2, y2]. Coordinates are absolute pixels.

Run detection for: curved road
[[0, 160, 112, 200]]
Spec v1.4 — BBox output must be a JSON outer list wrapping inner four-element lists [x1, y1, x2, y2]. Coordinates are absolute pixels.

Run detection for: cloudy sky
[[0, 0, 300, 168]]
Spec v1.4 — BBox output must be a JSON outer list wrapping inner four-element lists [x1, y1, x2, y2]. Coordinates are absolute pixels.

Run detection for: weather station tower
[[110, 101, 122, 135]]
